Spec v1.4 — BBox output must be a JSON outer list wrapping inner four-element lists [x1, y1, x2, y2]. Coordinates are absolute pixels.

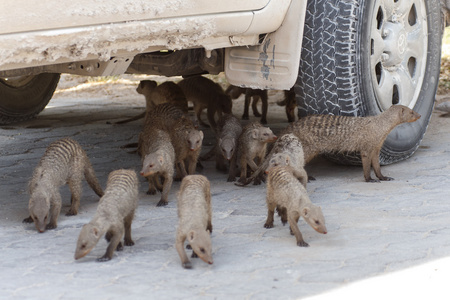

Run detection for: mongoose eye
[[263, 133, 268, 136], [149, 164, 154, 168], [315, 220, 320, 225], [200, 248, 206, 254], [81, 244, 86, 249]]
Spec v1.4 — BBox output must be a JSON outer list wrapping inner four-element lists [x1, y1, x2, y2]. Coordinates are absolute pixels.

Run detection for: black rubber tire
[[295, 0, 442, 165], [0, 73, 60, 125]]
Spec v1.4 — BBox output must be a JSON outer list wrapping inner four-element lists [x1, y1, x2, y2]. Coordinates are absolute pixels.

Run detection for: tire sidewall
[[358, 0, 442, 159]]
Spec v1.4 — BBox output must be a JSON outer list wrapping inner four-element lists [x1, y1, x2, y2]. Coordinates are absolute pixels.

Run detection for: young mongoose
[[176, 175, 213, 269], [139, 127, 175, 206], [225, 85, 269, 124], [264, 166, 327, 247], [170, 116, 204, 180], [235, 133, 307, 186], [178, 76, 232, 129], [201, 114, 243, 182], [276, 87, 297, 123], [74, 169, 139, 262], [266, 153, 308, 188], [237, 122, 277, 183], [284, 104, 421, 182], [23, 138, 104, 233]]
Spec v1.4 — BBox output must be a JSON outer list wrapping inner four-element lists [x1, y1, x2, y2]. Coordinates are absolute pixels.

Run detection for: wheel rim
[[370, 0, 427, 111]]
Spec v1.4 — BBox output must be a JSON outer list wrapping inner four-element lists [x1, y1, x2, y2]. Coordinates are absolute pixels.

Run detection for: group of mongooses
[[23, 75, 422, 267]]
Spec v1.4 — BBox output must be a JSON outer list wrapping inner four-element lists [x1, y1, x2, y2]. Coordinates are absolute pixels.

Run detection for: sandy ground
[[0, 75, 449, 299]]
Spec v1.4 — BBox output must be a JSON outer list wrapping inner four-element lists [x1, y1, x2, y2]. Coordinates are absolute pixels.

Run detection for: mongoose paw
[[46, 223, 57, 230], [237, 177, 247, 185], [196, 161, 204, 171], [253, 178, 263, 185], [264, 222, 274, 229], [96, 255, 112, 262], [241, 115, 249, 120], [124, 239, 135, 247], [297, 241, 310, 247], [191, 251, 198, 258], [366, 178, 381, 183], [22, 216, 33, 223], [182, 261, 192, 269], [260, 118, 267, 125], [308, 175, 316, 182], [156, 200, 168, 207], [227, 176, 236, 182], [65, 210, 77, 216], [146, 189, 157, 195], [116, 242, 124, 251], [380, 176, 394, 181]]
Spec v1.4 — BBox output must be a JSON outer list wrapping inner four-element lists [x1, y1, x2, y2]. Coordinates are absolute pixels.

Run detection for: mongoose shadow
[[23, 138, 104, 233]]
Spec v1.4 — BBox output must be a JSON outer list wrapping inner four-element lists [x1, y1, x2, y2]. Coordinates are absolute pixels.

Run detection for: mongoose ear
[[285, 156, 290, 165], [199, 131, 204, 139], [92, 227, 100, 238], [302, 207, 310, 217], [187, 230, 196, 242], [251, 129, 259, 139], [218, 138, 223, 144], [158, 156, 164, 165]]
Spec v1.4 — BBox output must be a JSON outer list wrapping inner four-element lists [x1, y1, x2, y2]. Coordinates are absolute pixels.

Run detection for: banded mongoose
[[266, 153, 308, 188], [264, 166, 327, 247], [137, 103, 187, 156], [283, 104, 421, 182], [201, 114, 243, 182], [139, 127, 175, 207], [236, 122, 277, 183], [115, 80, 187, 124], [225, 85, 267, 123], [170, 116, 204, 180], [178, 76, 232, 129], [140, 80, 188, 113], [176, 175, 213, 269], [23, 138, 104, 233], [242, 88, 269, 124], [74, 169, 139, 262], [235, 133, 307, 186], [276, 87, 297, 123]]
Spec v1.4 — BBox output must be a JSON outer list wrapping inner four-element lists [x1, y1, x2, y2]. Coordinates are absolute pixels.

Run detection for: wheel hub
[[382, 21, 407, 68], [370, 0, 428, 111]]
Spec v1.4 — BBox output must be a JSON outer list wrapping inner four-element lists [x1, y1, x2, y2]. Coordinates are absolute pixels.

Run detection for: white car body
[[0, 0, 306, 90]]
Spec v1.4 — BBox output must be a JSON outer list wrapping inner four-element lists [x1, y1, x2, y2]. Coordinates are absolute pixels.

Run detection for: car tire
[[294, 0, 442, 165], [0, 73, 60, 125]]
